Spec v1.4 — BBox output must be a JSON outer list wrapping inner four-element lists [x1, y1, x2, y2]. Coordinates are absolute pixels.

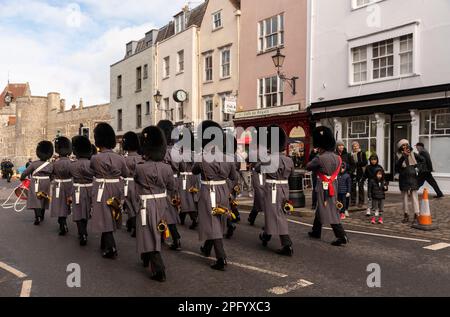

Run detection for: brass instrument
[[157, 220, 170, 239], [67, 196, 73, 206], [107, 197, 123, 222], [188, 186, 199, 193], [233, 185, 241, 196], [37, 192, 51, 202], [212, 205, 237, 221], [171, 196, 181, 212], [284, 201, 295, 214], [230, 198, 238, 208], [336, 201, 344, 210]]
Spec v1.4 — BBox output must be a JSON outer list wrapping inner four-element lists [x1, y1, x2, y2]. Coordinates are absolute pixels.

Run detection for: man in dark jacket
[[3, 159, 14, 182], [415, 143, 444, 199], [349, 141, 368, 207], [335, 140, 351, 169]]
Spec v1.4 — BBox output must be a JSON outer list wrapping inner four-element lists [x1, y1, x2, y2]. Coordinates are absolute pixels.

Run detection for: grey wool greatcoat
[[163, 146, 181, 225], [260, 154, 295, 236], [251, 161, 264, 212], [69, 158, 94, 222], [134, 160, 175, 254], [20, 160, 53, 210], [306, 151, 341, 225], [179, 156, 199, 213], [123, 152, 143, 218], [192, 152, 237, 241], [50, 157, 73, 218], [89, 150, 129, 233]]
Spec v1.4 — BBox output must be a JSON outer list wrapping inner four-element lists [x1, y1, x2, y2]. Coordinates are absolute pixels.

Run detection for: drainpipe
[[235, 8, 241, 127]]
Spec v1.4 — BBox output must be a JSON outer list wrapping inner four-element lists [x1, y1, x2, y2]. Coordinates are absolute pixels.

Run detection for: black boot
[[169, 239, 181, 251], [225, 224, 236, 239], [130, 227, 136, 238], [308, 232, 321, 239], [141, 253, 150, 268], [34, 217, 41, 226], [402, 213, 410, 224], [331, 236, 349, 247], [200, 246, 211, 257], [150, 271, 166, 282], [59, 223, 68, 236], [180, 213, 186, 226], [189, 219, 198, 230], [102, 248, 118, 259], [80, 235, 88, 246], [276, 246, 294, 257], [126, 218, 132, 232], [210, 258, 226, 271], [259, 233, 268, 247]]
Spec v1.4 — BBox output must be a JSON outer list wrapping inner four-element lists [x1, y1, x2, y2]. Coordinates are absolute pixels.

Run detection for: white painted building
[[309, 0, 450, 193]]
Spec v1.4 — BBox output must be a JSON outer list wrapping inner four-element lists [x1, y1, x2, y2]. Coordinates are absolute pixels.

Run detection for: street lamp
[[154, 90, 173, 119], [272, 48, 299, 96]]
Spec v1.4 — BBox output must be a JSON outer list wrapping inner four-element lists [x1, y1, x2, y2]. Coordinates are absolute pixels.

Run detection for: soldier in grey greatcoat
[[69, 136, 95, 246], [307, 126, 349, 246], [257, 125, 295, 256], [122, 131, 143, 238], [90, 123, 129, 259], [248, 128, 265, 226], [135, 126, 175, 283], [50, 137, 73, 236], [157, 120, 182, 251], [20, 141, 54, 226], [192, 120, 237, 271]]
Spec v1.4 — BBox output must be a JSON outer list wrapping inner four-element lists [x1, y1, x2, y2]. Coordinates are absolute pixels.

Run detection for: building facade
[[110, 29, 158, 138], [309, 0, 450, 193], [234, 0, 310, 159]]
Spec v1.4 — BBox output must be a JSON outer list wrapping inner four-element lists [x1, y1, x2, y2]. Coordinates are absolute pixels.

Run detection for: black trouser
[[311, 213, 347, 239], [180, 212, 197, 224], [58, 217, 67, 226], [6, 170, 12, 182], [101, 232, 116, 251], [203, 239, 226, 260], [418, 172, 443, 197], [76, 219, 88, 237], [142, 252, 165, 274], [168, 224, 181, 241], [261, 232, 293, 247], [312, 173, 318, 209], [248, 208, 259, 223], [34, 209, 45, 220], [351, 177, 365, 205]]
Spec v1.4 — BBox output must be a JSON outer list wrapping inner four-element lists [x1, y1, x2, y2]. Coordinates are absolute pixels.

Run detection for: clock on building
[[4, 93, 12, 105], [173, 89, 188, 103]]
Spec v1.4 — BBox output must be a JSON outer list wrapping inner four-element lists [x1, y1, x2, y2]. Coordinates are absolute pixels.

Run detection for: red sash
[[317, 156, 342, 197]]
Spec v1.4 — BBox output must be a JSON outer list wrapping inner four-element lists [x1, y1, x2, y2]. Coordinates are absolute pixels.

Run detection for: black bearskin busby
[[94, 122, 116, 149], [36, 141, 54, 161], [198, 120, 223, 150], [122, 131, 140, 152], [55, 136, 72, 157], [312, 126, 336, 152], [141, 126, 167, 162], [92, 145, 98, 156], [157, 120, 175, 146], [72, 136, 93, 159], [267, 125, 287, 152]]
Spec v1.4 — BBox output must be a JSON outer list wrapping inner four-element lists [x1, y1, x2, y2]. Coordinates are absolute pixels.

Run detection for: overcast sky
[[0, 0, 200, 107]]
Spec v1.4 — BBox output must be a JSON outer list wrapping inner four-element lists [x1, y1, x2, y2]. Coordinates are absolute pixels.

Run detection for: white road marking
[[180, 250, 288, 278], [423, 243, 450, 251], [0, 261, 27, 279], [268, 279, 314, 295], [20, 280, 32, 297]]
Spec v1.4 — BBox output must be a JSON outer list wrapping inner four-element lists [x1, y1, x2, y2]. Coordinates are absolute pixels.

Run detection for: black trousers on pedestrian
[[142, 252, 165, 274], [168, 224, 181, 241], [261, 232, 293, 247], [101, 232, 116, 251], [351, 177, 365, 205], [311, 213, 347, 239], [76, 219, 88, 237], [418, 172, 443, 197], [203, 239, 226, 260]]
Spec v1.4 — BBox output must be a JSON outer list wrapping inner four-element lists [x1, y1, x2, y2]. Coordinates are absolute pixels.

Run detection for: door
[[392, 122, 412, 180]]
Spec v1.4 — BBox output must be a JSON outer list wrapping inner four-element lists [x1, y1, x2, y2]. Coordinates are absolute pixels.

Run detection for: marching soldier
[[248, 128, 264, 226], [306, 126, 349, 246], [20, 141, 54, 226], [90, 123, 129, 259], [122, 131, 143, 238], [157, 120, 182, 251], [224, 132, 240, 239], [50, 137, 74, 236], [69, 136, 95, 246], [135, 126, 175, 283], [192, 120, 237, 271], [258, 125, 295, 256]]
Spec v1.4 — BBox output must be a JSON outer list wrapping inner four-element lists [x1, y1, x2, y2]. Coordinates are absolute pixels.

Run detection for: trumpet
[[188, 186, 199, 193], [336, 201, 344, 210], [107, 197, 123, 221], [230, 198, 239, 208], [212, 205, 237, 221], [157, 220, 170, 240], [284, 201, 295, 214], [171, 196, 181, 207], [233, 185, 241, 196], [37, 192, 51, 202]]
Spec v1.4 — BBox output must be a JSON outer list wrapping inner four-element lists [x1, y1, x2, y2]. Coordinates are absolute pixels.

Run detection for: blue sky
[[0, 0, 197, 106]]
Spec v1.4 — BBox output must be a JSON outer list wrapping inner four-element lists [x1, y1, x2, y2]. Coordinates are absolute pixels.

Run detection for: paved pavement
[[1, 179, 450, 297]]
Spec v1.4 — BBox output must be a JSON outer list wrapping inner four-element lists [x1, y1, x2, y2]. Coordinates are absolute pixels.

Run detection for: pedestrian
[[135, 126, 175, 283], [122, 131, 143, 238], [50, 137, 73, 236], [396, 139, 425, 224], [20, 141, 54, 226], [307, 126, 349, 246], [90, 123, 129, 259], [349, 141, 368, 207], [368, 168, 389, 225], [415, 143, 444, 199], [258, 125, 295, 256], [337, 163, 351, 220], [157, 120, 182, 251], [335, 140, 351, 168], [69, 136, 95, 246], [309, 147, 320, 210], [363, 154, 383, 216], [192, 120, 237, 271], [4, 159, 14, 183]]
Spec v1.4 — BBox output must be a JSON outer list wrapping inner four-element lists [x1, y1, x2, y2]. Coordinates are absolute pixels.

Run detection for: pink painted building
[[235, 0, 310, 159]]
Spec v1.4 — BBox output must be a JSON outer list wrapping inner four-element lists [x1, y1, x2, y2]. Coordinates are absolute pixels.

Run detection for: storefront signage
[[223, 97, 237, 115], [235, 104, 300, 119]]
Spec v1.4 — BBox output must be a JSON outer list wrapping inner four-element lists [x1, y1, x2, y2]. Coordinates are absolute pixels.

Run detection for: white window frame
[[204, 54, 213, 82], [177, 50, 185, 73], [257, 76, 283, 109], [163, 56, 170, 78], [204, 97, 214, 120], [399, 34, 414, 75], [220, 47, 231, 79], [258, 13, 284, 53], [174, 13, 185, 34], [351, 45, 368, 84], [212, 10, 223, 30]]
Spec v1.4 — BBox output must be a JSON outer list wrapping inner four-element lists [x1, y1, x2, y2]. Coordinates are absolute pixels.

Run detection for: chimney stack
[[79, 98, 84, 109]]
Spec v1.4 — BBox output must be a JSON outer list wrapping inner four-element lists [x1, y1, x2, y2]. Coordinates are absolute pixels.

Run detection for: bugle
[[107, 197, 123, 221]]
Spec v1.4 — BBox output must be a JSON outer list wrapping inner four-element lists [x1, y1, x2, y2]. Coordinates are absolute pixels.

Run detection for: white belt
[[201, 180, 226, 208], [201, 180, 227, 186], [54, 179, 71, 199], [139, 192, 167, 227], [266, 179, 288, 204], [123, 177, 134, 198], [95, 178, 121, 202], [33, 176, 50, 180], [74, 183, 93, 204], [180, 172, 193, 176], [173, 175, 179, 178], [33, 176, 50, 193], [55, 179, 72, 183]]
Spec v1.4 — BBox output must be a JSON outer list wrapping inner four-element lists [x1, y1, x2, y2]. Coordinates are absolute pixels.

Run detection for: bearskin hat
[[313, 126, 336, 152], [141, 126, 167, 162], [94, 122, 116, 149], [122, 131, 140, 152], [36, 141, 54, 161], [267, 125, 287, 152], [55, 137, 72, 157], [72, 136, 93, 159], [198, 120, 223, 149], [92, 145, 98, 156], [157, 120, 175, 146]]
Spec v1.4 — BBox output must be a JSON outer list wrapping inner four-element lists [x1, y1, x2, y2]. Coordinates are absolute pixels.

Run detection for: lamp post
[[272, 48, 299, 96], [153, 90, 173, 119]]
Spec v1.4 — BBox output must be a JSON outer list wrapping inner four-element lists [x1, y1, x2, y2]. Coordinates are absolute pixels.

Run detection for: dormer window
[[126, 43, 133, 57], [174, 12, 186, 34]]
